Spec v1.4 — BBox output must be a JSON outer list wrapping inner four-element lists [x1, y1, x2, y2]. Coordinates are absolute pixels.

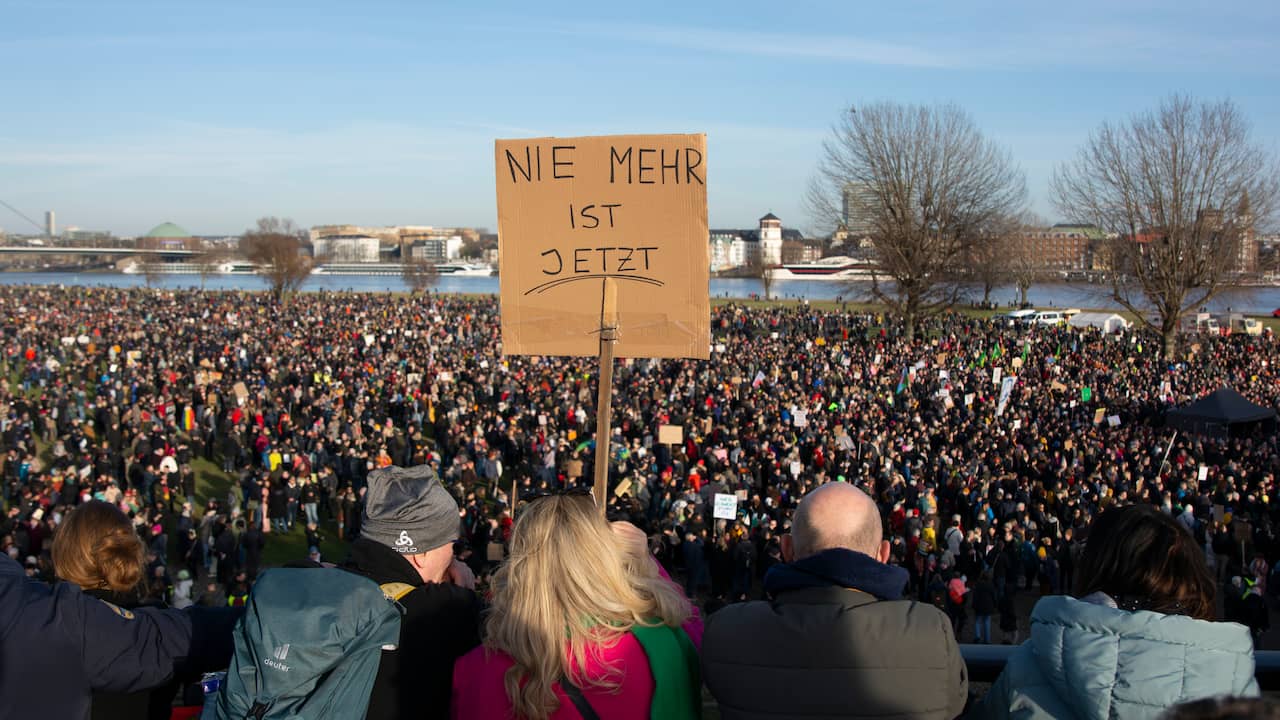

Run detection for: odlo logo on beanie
[[395, 530, 418, 553]]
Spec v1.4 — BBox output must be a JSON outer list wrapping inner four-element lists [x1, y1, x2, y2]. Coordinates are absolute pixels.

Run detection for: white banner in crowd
[[713, 493, 738, 520], [996, 376, 1016, 417]]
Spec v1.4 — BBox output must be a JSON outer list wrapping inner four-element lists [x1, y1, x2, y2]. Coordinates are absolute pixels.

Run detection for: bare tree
[[1053, 96, 1278, 356], [809, 102, 1026, 339], [459, 237, 485, 259], [746, 252, 778, 300], [402, 254, 438, 294], [239, 217, 313, 303], [1006, 212, 1051, 307], [1008, 242, 1038, 307], [142, 261, 163, 288], [133, 235, 163, 287], [193, 239, 232, 291], [964, 214, 1021, 307]]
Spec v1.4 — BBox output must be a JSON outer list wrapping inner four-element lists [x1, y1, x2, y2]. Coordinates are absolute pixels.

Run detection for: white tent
[[1068, 312, 1131, 334]]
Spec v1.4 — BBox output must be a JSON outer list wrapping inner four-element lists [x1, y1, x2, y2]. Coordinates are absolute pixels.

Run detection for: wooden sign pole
[[592, 279, 618, 514]]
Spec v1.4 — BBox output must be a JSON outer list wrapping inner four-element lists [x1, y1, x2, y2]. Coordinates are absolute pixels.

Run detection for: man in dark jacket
[[701, 482, 968, 720], [342, 464, 482, 720]]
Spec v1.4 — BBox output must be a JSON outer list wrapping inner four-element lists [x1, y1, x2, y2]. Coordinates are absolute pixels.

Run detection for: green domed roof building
[[143, 222, 192, 239], [139, 222, 196, 250]]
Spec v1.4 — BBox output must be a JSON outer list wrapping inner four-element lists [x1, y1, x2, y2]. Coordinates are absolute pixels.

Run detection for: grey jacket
[[702, 586, 968, 720]]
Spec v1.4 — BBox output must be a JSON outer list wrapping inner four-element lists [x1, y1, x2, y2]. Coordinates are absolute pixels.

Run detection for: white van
[[1031, 311, 1066, 326], [1002, 309, 1037, 325]]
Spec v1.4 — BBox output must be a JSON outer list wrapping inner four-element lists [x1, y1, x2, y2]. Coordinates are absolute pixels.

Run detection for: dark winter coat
[[84, 587, 173, 720], [702, 549, 968, 720], [342, 537, 482, 720], [0, 554, 239, 720], [972, 579, 998, 616]]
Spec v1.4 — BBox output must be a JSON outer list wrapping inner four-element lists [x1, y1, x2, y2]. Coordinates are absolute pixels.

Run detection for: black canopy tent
[[1166, 387, 1278, 439]]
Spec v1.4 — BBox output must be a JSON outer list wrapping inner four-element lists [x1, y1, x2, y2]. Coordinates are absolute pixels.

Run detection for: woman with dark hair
[[973, 504, 1258, 720]]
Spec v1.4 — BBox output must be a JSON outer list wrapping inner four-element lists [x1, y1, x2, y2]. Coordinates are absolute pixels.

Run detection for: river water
[[2, 272, 1278, 315]]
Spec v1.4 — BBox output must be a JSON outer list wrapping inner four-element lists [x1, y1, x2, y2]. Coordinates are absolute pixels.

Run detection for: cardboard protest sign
[[658, 424, 683, 445], [495, 134, 709, 358]]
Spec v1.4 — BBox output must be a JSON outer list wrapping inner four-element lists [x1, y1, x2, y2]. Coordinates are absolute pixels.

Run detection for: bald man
[[701, 483, 968, 720]]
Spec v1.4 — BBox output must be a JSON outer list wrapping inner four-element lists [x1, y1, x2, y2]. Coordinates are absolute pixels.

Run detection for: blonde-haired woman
[[452, 491, 703, 720]]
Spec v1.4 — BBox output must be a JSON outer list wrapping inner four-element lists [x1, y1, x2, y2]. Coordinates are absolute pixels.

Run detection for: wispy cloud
[[448, 121, 548, 138], [625, 24, 953, 68], [0, 121, 490, 178], [529, 21, 959, 69], [0, 120, 506, 233], [502, 17, 1279, 74], [0, 28, 411, 53]]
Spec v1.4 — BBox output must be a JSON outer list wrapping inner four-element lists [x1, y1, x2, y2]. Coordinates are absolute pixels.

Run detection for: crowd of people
[[2, 283, 1280, 719]]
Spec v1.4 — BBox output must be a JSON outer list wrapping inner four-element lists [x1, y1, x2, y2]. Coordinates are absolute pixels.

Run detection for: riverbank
[[2, 270, 1279, 316]]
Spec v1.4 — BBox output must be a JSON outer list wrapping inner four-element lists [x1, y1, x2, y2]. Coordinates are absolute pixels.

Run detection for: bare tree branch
[[402, 254, 438, 295], [742, 251, 779, 300], [193, 239, 233, 291], [240, 217, 313, 303], [808, 102, 1026, 339], [1052, 96, 1279, 356]]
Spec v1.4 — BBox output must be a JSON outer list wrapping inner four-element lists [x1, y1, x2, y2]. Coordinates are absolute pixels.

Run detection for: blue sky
[[1, 0, 1276, 236]]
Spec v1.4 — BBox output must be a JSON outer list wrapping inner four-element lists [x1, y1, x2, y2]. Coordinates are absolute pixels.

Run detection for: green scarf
[[629, 622, 701, 720]]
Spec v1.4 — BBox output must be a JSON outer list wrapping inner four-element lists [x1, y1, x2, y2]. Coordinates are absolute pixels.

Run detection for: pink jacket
[[451, 603, 702, 719]]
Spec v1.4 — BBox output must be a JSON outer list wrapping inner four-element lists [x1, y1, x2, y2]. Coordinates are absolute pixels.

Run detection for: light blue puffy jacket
[[971, 595, 1258, 720]]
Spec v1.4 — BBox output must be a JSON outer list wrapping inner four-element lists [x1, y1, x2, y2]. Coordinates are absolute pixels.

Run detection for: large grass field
[[187, 457, 350, 567]]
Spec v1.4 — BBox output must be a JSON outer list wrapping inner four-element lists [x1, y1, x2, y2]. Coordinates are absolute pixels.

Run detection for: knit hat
[[361, 464, 458, 554]]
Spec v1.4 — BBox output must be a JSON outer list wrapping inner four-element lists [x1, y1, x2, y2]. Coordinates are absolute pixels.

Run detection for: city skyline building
[[841, 182, 878, 240], [708, 213, 806, 271]]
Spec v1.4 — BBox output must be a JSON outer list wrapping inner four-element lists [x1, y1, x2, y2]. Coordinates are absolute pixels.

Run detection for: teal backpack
[[202, 568, 403, 720]]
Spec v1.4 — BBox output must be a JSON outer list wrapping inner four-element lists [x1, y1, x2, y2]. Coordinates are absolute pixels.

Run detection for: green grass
[[188, 457, 349, 567]]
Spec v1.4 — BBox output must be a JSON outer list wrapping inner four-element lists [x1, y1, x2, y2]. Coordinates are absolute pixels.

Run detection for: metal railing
[[960, 645, 1280, 690]]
